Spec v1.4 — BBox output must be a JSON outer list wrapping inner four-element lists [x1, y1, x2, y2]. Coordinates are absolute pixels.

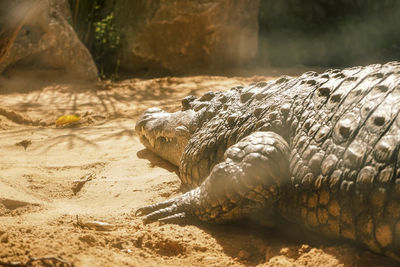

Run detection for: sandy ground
[[0, 69, 398, 266]]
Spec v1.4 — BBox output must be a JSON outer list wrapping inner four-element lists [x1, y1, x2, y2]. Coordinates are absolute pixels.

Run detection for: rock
[[0, 0, 98, 81], [113, 0, 260, 74], [0, 0, 32, 64]]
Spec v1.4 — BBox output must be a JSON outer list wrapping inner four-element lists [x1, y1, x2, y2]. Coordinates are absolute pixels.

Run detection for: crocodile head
[[135, 107, 199, 166], [136, 90, 241, 166]]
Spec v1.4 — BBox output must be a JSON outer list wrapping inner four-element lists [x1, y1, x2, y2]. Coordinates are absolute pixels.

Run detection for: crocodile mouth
[[139, 131, 176, 149], [137, 129, 181, 166], [135, 108, 196, 166]]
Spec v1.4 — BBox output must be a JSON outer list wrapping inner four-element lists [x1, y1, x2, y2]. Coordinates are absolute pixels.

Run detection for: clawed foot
[[135, 193, 195, 224]]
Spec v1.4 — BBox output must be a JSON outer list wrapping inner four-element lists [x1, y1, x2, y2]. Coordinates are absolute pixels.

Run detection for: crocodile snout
[[135, 107, 198, 166]]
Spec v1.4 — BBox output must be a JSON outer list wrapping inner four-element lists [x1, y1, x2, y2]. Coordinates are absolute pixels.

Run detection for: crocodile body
[[135, 62, 400, 260]]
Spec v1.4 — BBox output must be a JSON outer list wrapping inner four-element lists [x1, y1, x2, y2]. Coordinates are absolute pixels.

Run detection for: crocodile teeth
[[150, 138, 155, 147]]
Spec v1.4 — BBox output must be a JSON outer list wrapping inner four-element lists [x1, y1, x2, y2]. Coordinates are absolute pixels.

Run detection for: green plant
[[68, 0, 120, 79], [93, 12, 121, 79]]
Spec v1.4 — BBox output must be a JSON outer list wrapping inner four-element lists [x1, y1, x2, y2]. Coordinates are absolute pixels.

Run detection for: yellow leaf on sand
[[56, 115, 80, 126]]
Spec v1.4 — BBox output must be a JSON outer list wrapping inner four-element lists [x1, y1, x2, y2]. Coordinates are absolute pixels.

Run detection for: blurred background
[[68, 0, 400, 78], [1, 0, 400, 80]]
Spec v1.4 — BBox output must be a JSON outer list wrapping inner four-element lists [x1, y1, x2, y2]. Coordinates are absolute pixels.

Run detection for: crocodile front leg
[[136, 131, 290, 224]]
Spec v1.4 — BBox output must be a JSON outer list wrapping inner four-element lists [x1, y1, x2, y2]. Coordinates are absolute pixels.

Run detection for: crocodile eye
[[181, 95, 197, 110]]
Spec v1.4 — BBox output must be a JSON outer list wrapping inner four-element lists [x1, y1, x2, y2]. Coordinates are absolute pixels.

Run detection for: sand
[[0, 69, 397, 266]]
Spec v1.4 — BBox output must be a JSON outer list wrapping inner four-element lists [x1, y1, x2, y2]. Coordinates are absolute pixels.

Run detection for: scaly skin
[[135, 61, 400, 261]]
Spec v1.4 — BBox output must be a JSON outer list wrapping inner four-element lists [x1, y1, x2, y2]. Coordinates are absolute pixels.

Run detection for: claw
[[136, 191, 197, 224], [135, 198, 176, 216], [158, 212, 190, 224], [143, 204, 180, 223]]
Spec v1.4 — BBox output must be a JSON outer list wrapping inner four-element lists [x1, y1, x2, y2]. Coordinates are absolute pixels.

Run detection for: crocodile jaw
[[135, 107, 197, 166]]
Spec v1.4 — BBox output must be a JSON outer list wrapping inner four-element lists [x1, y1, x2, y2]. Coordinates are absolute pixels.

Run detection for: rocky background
[[1, 0, 400, 78], [68, 0, 400, 78], [0, 0, 98, 81]]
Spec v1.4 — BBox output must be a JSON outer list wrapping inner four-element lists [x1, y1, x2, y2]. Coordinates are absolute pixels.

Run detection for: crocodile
[[135, 62, 400, 261]]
